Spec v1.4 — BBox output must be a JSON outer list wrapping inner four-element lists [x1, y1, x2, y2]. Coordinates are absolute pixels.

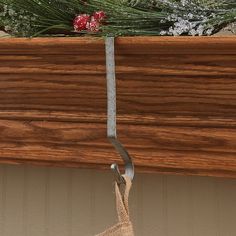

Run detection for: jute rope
[[96, 175, 134, 236]]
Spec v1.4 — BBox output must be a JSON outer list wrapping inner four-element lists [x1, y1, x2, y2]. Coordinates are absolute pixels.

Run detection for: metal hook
[[106, 37, 135, 185]]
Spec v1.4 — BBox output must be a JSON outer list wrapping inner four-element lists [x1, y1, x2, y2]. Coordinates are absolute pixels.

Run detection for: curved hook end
[[111, 163, 125, 185], [111, 161, 134, 185]]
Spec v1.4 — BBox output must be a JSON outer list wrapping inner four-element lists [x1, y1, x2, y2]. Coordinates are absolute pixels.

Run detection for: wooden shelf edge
[[0, 36, 236, 54], [0, 36, 236, 178]]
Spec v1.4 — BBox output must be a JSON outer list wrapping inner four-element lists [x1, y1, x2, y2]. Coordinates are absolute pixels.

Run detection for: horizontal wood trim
[[116, 37, 236, 54], [1, 37, 236, 54], [0, 37, 105, 55], [0, 37, 236, 178]]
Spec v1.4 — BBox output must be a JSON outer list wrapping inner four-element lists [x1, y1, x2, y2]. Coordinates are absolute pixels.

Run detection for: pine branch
[[0, 0, 236, 37]]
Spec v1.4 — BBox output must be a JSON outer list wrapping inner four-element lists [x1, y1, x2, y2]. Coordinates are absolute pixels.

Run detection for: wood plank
[[0, 37, 105, 55], [0, 37, 236, 178], [114, 39, 236, 178], [0, 38, 118, 170], [1, 37, 236, 54]]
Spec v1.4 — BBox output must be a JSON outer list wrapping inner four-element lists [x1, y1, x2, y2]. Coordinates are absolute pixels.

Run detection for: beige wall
[[0, 164, 236, 236]]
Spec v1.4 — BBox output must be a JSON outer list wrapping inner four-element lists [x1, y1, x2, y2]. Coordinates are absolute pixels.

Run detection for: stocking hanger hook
[[105, 37, 134, 185]]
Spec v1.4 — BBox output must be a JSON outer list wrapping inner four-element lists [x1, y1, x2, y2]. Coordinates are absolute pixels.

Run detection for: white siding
[[0, 164, 236, 236]]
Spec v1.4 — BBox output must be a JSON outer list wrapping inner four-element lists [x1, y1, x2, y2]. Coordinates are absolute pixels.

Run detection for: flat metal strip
[[105, 37, 134, 182], [106, 37, 117, 139]]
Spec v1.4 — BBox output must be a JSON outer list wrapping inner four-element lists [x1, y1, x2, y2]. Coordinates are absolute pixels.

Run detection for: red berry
[[87, 18, 100, 32], [93, 11, 106, 22], [73, 14, 90, 32]]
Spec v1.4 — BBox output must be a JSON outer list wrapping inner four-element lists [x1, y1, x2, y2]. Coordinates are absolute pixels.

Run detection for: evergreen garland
[[0, 0, 236, 37]]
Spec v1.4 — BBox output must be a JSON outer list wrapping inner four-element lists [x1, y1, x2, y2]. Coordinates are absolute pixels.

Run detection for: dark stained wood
[[0, 37, 236, 178]]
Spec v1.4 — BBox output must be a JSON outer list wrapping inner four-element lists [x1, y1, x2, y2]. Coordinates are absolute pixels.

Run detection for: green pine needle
[[0, 0, 236, 37]]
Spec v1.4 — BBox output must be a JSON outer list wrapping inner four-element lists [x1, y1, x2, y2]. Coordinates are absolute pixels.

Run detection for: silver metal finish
[[105, 37, 134, 184]]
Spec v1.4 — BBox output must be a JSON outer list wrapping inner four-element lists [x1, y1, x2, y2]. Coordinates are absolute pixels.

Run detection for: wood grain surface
[[0, 37, 236, 178]]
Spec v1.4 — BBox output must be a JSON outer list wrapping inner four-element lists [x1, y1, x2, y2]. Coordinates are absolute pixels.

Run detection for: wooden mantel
[[0, 37, 236, 178]]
